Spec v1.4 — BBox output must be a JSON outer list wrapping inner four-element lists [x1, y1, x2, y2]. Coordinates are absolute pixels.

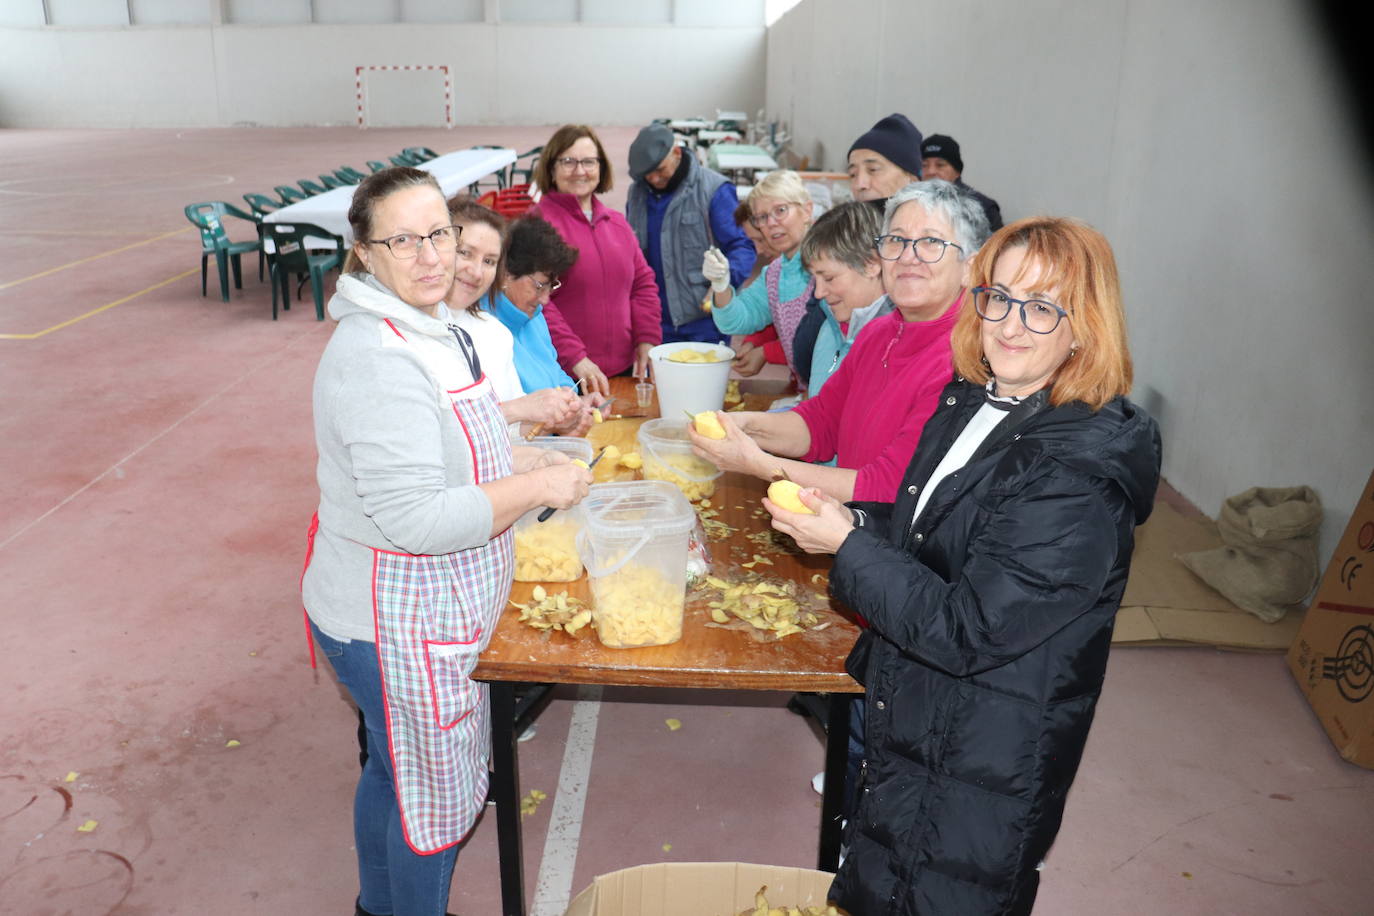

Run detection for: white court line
[[0, 330, 319, 553], [530, 684, 603, 916]]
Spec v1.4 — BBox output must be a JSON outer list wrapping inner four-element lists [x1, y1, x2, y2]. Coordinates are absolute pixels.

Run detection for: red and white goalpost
[[355, 65, 453, 129]]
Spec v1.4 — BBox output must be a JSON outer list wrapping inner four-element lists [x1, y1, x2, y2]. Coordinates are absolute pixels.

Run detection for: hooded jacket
[[806, 294, 893, 396], [303, 274, 496, 643], [829, 377, 1162, 916]]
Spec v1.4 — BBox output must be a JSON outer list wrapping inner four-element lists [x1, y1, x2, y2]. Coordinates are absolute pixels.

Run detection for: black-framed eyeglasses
[[749, 203, 792, 227], [555, 156, 601, 172], [972, 286, 1069, 334], [364, 224, 461, 260], [528, 275, 562, 294], [874, 234, 963, 263]]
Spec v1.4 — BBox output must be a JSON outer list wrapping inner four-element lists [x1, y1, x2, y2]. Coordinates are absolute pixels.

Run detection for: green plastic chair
[[403, 146, 439, 162], [390, 154, 417, 167], [367, 160, 388, 173], [510, 145, 543, 186], [241, 193, 283, 280], [265, 222, 345, 320], [337, 166, 367, 183], [298, 179, 328, 197], [274, 185, 308, 205], [184, 202, 262, 302], [318, 173, 346, 190]]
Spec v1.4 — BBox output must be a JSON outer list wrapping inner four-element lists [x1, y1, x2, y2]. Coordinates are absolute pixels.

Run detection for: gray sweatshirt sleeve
[[331, 344, 495, 555]]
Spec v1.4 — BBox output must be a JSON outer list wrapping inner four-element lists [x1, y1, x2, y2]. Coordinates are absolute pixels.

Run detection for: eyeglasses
[[749, 203, 792, 227], [555, 157, 601, 172], [365, 225, 461, 259], [528, 276, 562, 294], [972, 286, 1069, 334], [874, 234, 963, 263]]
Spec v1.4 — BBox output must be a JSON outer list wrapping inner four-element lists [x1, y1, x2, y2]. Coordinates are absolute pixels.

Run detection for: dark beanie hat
[[920, 134, 963, 174], [849, 113, 923, 177]]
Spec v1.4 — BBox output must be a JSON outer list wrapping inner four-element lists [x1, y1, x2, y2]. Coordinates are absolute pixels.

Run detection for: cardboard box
[[1286, 468, 1374, 768], [565, 862, 838, 916]]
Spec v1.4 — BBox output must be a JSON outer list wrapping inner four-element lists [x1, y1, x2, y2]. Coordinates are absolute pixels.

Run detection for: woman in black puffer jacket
[[766, 217, 1162, 916]]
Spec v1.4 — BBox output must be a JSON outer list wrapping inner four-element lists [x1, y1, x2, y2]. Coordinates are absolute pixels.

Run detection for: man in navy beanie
[[921, 133, 1004, 231], [847, 113, 924, 204]]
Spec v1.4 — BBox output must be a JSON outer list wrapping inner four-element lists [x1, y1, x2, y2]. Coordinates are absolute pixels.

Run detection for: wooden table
[[475, 377, 862, 916]]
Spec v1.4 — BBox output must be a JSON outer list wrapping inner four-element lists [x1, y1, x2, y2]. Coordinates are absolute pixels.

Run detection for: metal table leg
[[489, 682, 525, 916], [817, 692, 851, 871]]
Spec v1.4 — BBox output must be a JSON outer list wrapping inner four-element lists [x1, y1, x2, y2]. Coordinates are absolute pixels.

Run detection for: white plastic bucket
[[648, 341, 735, 422]]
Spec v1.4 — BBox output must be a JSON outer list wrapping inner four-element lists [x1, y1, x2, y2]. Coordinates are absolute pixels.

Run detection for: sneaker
[[517, 722, 537, 743], [811, 771, 824, 795]]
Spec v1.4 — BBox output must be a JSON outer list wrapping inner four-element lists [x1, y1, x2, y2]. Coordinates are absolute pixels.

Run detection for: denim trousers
[[311, 622, 459, 916]]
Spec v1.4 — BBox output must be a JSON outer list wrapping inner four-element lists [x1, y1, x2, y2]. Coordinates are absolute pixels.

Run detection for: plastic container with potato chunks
[[576, 481, 695, 648], [513, 436, 594, 582], [637, 418, 722, 502]]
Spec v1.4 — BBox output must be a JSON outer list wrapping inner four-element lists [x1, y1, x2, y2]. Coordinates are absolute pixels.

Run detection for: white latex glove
[[701, 247, 731, 292]]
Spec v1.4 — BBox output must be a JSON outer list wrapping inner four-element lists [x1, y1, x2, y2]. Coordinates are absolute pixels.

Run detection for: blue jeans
[[311, 622, 459, 916]]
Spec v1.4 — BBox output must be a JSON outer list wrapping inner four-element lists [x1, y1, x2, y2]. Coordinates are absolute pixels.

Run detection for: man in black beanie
[[847, 113, 924, 205], [920, 133, 1003, 231]]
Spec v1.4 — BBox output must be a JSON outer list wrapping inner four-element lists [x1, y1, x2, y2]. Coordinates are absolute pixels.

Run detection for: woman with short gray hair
[[689, 179, 990, 504]]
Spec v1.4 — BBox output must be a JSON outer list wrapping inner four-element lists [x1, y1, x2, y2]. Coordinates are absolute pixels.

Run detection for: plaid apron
[[369, 320, 514, 854], [765, 258, 815, 374]]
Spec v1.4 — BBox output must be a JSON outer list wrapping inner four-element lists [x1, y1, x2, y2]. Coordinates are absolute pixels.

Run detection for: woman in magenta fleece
[[689, 180, 990, 502], [532, 124, 661, 398]]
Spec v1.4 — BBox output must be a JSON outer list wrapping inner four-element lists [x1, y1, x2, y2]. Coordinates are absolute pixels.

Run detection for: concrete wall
[[0, 5, 765, 127], [768, 0, 1374, 555]]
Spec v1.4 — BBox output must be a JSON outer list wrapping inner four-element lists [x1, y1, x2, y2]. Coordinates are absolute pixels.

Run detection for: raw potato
[[591, 564, 684, 648], [514, 518, 583, 582], [767, 479, 815, 514], [724, 379, 742, 405], [693, 410, 726, 439], [619, 451, 643, 470], [666, 347, 724, 363], [642, 451, 717, 501], [733, 885, 849, 916]]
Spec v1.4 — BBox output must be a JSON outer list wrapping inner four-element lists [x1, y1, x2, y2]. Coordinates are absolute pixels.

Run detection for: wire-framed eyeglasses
[[555, 157, 601, 172], [972, 286, 1069, 334], [874, 234, 963, 263], [365, 225, 462, 260], [528, 276, 562, 294]]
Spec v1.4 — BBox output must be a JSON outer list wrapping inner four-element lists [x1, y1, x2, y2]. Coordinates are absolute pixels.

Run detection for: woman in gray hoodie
[[301, 168, 591, 916]]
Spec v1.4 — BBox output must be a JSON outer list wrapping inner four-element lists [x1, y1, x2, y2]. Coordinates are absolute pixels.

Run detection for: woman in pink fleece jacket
[[533, 124, 661, 397], [689, 180, 991, 502]]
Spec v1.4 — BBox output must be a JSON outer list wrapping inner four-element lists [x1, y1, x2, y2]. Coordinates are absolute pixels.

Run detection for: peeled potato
[[666, 348, 723, 363], [619, 451, 642, 470], [767, 479, 815, 514], [571, 458, 589, 468], [693, 410, 726, 439]]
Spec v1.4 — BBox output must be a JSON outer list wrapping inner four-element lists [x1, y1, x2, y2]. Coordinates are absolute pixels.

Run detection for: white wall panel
[[677, 0, 765, 28], [47, 0, 127, 26], [768, 0, 1374, 555], [315, 0, 396, 25], [130, 0, 212, 25], [582, 0, 671, 25], [401, 0, 483, 23], [500, 0, 576, 22], [0, 0, 48, 25], [226, 0, 310, 25]]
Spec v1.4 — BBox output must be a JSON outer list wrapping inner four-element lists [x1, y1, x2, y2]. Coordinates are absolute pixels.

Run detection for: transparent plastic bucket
[[512, 436, 594, 582], [637, 418, 722, 502], [648, 341, 735, 423], [575, 481, 695, 648]]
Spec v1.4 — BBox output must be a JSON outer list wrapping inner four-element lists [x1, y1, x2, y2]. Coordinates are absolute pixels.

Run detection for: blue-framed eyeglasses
[[972, 286, 1069, 334], [874, 234, 963, 263]]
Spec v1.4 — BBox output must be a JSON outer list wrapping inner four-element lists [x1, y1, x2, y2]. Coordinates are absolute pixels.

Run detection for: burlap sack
[[1179, 486, 1323, 622]]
